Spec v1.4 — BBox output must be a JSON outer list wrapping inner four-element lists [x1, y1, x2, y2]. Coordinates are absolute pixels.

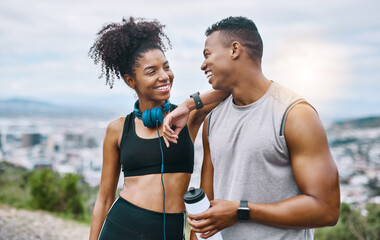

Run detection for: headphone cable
[[156, 121, 166, 240]]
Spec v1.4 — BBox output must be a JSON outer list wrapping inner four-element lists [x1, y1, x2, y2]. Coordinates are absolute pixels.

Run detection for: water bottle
[[184, 187, 223, 240]]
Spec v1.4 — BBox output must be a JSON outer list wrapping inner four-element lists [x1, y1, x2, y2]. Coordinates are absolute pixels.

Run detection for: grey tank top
[[208, 82, 314, 240]]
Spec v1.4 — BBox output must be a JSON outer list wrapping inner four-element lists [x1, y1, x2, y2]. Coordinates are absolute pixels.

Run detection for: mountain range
[[332, 116, 380, 130], [0, 98, 116, 119], [1, 98, 380, 128]]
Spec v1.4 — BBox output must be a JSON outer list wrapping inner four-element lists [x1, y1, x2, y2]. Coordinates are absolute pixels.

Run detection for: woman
[[88, 17, 229, 240]]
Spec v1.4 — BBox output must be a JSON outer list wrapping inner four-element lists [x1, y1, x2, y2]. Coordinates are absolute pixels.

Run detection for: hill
[[0, 98, 114, 119], [331, 116, 380, 130]]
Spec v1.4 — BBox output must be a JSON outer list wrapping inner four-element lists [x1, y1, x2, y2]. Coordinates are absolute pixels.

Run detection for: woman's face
[[132, 49, 174, 106]]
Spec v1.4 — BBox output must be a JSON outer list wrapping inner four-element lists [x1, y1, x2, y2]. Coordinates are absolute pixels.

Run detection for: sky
[[0, 0, 379, 122]]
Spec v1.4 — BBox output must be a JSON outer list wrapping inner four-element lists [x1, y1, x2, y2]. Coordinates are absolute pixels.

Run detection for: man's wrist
[[231, 201, 240, 219], [190, 92, 204, 109], [237, 200, 250, 221], [185, 97, 196, 111]]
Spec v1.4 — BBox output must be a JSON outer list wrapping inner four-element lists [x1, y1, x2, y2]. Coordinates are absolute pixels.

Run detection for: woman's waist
[[120, 173, 190, 213], [119, 191, 186, 213]]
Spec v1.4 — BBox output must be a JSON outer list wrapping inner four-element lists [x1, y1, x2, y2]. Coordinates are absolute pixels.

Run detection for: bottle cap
[[184, 187, 205, 204]]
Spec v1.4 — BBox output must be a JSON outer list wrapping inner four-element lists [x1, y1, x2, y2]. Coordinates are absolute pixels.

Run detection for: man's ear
[[231, 41, 242, 60], [124, 74, 136, 89]]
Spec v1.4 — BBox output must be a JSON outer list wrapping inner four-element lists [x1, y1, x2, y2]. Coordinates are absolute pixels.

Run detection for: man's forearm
[[246, 194, 339, 228], [186, 90, 230, 112], [189, 195, 339, 236]]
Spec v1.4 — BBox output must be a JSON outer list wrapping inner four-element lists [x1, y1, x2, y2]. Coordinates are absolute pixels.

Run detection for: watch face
[[238, 208, 250, 220]]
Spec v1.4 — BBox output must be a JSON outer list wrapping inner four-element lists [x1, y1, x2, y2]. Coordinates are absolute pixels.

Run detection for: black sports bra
[[119, 107, 194, 177]]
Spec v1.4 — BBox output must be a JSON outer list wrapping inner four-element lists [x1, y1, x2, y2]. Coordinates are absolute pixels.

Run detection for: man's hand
[[163, 103, 191, 147], [188, 200, 239, 239]]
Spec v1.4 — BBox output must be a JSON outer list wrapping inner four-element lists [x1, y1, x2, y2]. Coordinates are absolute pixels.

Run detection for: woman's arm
[[163, 90, 230, 146], [89, 119, 122, 240]]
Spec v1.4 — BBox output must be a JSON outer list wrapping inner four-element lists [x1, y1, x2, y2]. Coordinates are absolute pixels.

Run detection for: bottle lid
[[184, 187, 205, 204]]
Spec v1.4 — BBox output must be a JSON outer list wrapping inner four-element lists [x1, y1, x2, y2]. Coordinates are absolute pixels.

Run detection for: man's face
[[201, 31, 232, 90]]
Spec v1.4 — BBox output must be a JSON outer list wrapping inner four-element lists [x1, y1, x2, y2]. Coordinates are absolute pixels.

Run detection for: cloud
[[268, 38, 350, 101], [0, 0, 380, 119]]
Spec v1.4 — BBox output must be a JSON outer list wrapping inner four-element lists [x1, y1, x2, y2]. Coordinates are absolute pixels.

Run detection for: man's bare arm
[[163, 90, 230, 147], [244, 103, 340, 228], [190, 117, 215, 240]]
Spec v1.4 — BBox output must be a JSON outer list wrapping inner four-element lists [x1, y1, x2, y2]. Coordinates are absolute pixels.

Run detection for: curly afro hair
[[89, 17, 171, 88], [206, 16, 263, 64]]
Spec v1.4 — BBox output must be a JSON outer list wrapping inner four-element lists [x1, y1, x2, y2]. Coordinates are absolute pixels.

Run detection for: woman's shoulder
[[106, 116, 126, 136]]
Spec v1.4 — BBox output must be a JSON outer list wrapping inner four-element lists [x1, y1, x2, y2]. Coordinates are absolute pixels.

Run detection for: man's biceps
[[293, 156, 335, 188]]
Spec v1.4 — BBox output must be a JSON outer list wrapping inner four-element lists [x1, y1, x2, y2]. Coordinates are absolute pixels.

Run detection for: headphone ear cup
[[137, 100, 169, 128], [142, 107, 164, 128], [151, 107, 164, 126], [142, 109, 153, 128], [163, 101, 171, 113]]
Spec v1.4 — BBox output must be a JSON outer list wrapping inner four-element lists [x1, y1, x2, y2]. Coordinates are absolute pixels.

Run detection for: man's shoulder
[[210, 94, 232, 115], [271, 82, 301, 103]]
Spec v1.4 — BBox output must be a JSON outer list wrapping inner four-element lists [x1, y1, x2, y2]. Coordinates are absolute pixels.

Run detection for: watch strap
[[240, 200, 248, 208], [190, 92, 204, 109]]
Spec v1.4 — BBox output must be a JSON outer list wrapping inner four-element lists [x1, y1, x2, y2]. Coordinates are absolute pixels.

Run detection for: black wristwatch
[[237, 200, 250, 221], [190, 92, 204, 109]]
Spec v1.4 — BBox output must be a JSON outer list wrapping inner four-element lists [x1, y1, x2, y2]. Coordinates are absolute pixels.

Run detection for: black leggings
[[98, 197, 185, 240]]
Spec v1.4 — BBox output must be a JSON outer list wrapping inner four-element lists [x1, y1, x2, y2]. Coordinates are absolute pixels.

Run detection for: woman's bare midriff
[[119, 172, 191, 213]]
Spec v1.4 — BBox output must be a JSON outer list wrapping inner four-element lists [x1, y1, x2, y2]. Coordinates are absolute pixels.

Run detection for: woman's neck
[[137, 99, 166, 112]]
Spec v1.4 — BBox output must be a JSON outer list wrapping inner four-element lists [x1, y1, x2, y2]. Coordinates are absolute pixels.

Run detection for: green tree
[[29, 169, 61, 211], [365, 203, 380, 239], [61, 173, 84, 216], [315, 202, 380, 240], [29, 169, 84, 218]]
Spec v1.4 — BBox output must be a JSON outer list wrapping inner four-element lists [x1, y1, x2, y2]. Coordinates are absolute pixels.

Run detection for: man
[[163, 16, 340, 240]]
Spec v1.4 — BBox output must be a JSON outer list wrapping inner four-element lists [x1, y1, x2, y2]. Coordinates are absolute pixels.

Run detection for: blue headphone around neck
[[134, 100, 171, 128]]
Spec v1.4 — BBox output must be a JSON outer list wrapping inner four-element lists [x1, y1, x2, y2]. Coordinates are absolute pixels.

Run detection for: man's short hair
[[206, 16, 263, 63]]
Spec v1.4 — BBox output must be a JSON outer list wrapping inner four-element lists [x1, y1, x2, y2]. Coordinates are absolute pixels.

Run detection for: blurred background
[[1, 0, 380, 239]]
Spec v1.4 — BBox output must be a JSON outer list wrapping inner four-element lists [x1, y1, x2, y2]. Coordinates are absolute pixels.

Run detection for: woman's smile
[[154, 83, 171, 92]]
